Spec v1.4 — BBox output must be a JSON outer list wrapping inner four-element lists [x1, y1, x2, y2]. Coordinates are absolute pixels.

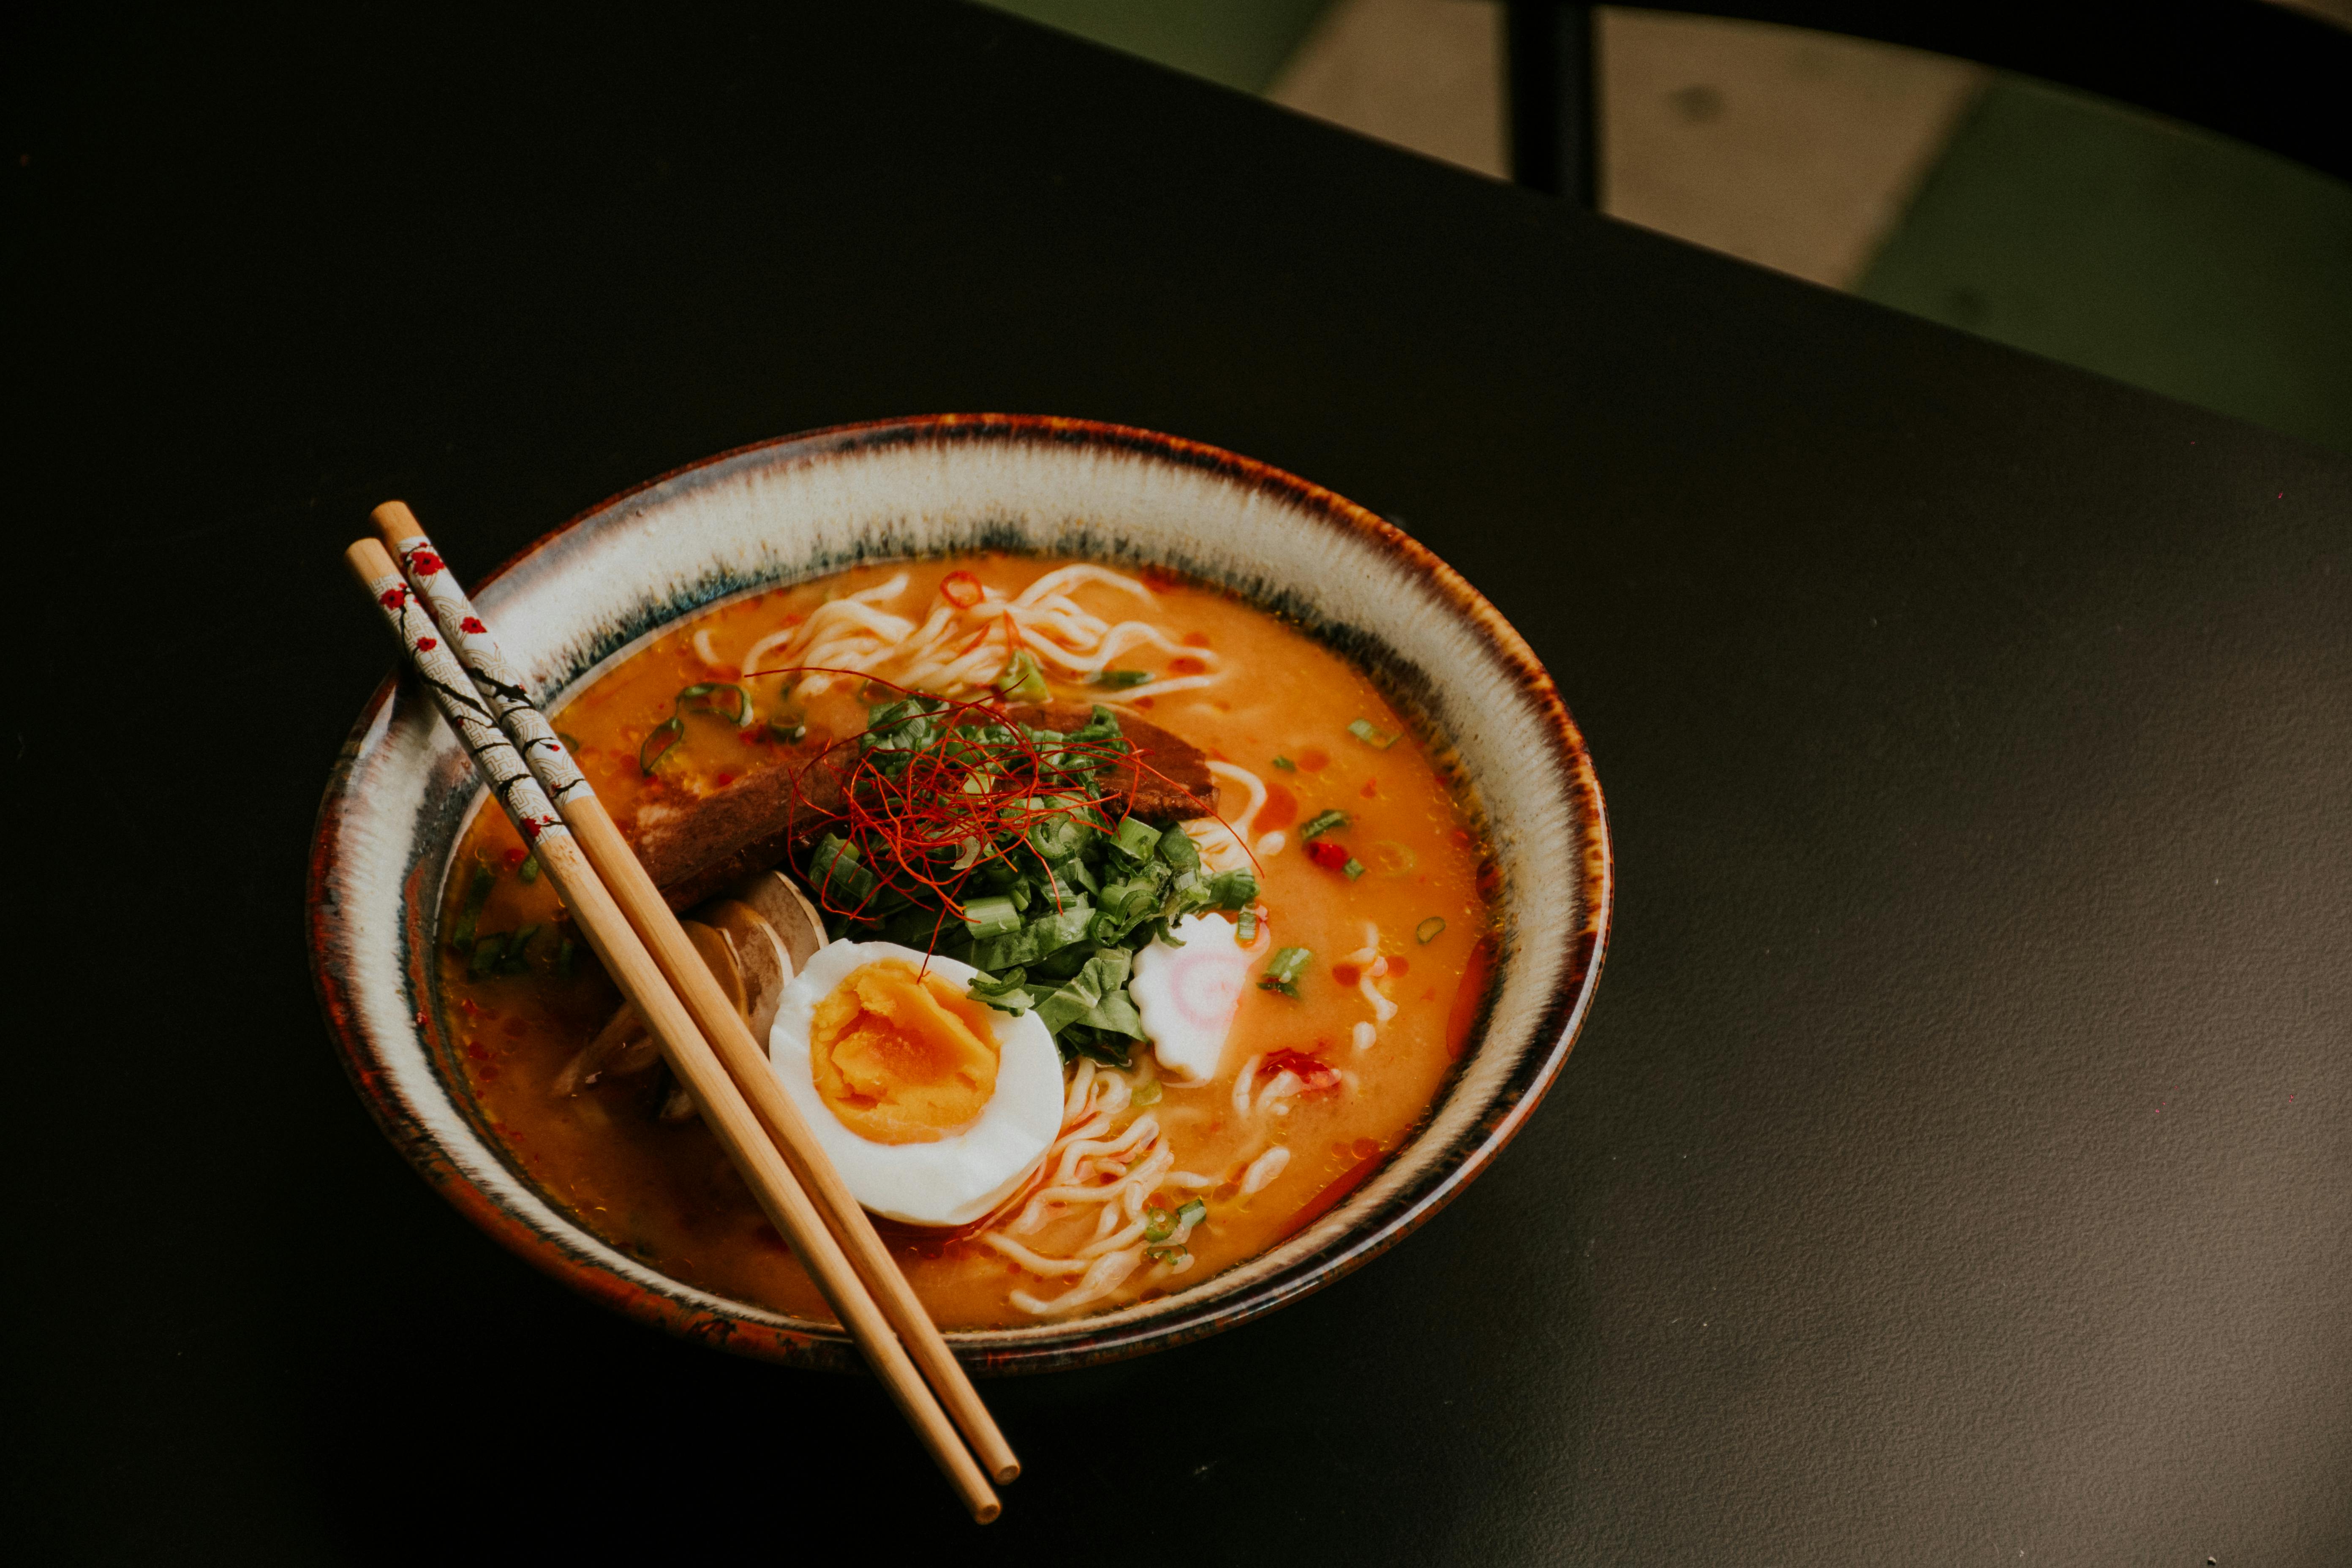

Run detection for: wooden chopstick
[[362, 505, 1021, 1485], [345, 538, 1001, 1523]]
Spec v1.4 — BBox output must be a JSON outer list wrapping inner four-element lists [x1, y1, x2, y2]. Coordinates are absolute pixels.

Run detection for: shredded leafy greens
[[804, 697, 1255, 1066]]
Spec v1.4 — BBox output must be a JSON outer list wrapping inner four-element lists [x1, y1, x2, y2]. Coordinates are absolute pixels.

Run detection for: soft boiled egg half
[[768, 940, 1063, 1228]]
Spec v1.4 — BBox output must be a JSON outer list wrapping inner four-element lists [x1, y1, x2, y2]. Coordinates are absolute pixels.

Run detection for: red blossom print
[[521, 815, 550, 841], [378, 587, 408, 608], [408, 549, 446, 577], [416, 637, 438, 651], [460, 616, 486, 634]]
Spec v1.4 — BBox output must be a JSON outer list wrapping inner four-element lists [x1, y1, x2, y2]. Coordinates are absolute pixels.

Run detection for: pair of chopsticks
[[346, 504, 1016, 1522]]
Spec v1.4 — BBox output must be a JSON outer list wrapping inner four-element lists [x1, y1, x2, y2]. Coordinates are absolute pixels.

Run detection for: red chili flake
[[1259, 1048, 1341, 1096], [1306, 839, 1351, 871], [460, 616, 486, 634], [940, 570, 984, 609], [1386, 956, 1410, 977], [504, 847, 525, 866], [1360, 777, 1380, 798], [1169, 655, 1208, 676], [457, 998, 483, 1018], [464, 1040, 490, 1062], [409, 549, 446, 577], [1297, 746, 1330, 773], [714, 772, 736, 788], [416, 636, 438, 651], [1258, 783, 1299, 830], [1135, 696, 1155, 709], [1181, 630, 1212, 648], [1332, 963, 1360, 987]]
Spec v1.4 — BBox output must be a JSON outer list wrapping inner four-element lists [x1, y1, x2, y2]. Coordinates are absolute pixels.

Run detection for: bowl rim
[[307, 413, 1612, 1374]]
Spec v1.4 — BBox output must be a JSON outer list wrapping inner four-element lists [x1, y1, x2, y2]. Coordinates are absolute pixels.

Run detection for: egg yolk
[[808, 962, 1001, 1144]]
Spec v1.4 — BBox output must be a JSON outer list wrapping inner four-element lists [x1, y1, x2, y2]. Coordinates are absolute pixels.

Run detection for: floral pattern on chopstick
[[363, 573, 566, 846], [387, 536, 593, 810]]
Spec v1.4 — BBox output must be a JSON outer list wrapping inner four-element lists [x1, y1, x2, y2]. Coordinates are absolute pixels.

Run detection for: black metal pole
[[1505, 1, 1598, 207]]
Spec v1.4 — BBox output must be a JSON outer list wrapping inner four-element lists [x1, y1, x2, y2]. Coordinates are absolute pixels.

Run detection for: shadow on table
[[280, 1158, 1600, 1563]]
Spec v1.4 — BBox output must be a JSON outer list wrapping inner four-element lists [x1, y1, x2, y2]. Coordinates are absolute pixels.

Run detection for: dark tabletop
[[9, 2, 2350, 1561]]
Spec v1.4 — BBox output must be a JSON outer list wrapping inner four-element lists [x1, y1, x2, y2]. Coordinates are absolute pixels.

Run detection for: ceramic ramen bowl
[[307, 414, 1611, 1373]]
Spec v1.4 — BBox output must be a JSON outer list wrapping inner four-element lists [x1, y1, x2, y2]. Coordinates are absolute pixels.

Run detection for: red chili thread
[[736, 665, 1254, 935]]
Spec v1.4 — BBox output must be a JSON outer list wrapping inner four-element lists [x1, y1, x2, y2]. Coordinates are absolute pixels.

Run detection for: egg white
[[768, 939, 1063, 1228]]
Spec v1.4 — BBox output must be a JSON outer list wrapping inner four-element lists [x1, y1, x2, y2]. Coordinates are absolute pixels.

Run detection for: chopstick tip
[[345, 535, 398, 585], [371, 498, 421, 534]]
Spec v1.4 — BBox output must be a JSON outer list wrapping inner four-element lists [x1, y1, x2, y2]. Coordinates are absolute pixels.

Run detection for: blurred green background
[[982, 0, 2352, 456]]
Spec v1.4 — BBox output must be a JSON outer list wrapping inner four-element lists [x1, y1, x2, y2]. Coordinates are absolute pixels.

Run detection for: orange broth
[[438, 555, 1495, 1329]]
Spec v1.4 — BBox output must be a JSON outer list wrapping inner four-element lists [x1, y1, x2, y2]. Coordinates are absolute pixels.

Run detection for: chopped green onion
[[1271, 755, 1297, 770], [809, 834, 877, 904], [449, 863, 495, 953], [967, 967, 1036, 1015], [1156, 826, 1200, 873], [517, 854, 539, 884], [1342, 857, 1366, 881], [1142, 1206, 1176, 1244], [961, 895, 1023, 940], [1205, 868, 1258, 909], [1416, 916, 1448, 944], [1025, 808, 1085, 862], [499, 924, 541, 975], [768, 720, 807, 743], [1089, 668, 1154, 689], [556, 937, 577, 977], [1260, 946, 1312, 997], [637, 715, 684, 774], [557, 731, 583, 752], [1347, 718, 1399, 750], [995, 650, 1049, 702], [1110, 816, 1162, 863], [1176, 1197, 1207, 1229], [969, 900, 1095, 973], [676, 681, 755, 728], [467, 933, 508, 979], [1130, 1079, 1163, 1107], [1144, 1244, 1190, 1266], [1300, 808, 1350, 841], [1236, 907, 1258, 944]]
